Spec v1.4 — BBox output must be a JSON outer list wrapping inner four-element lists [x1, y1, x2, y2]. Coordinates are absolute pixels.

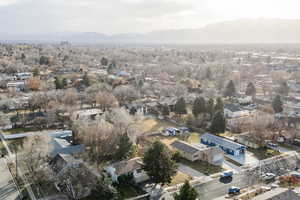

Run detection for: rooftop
[[201, 133, 246, 150], [171, 140, 207, 154]]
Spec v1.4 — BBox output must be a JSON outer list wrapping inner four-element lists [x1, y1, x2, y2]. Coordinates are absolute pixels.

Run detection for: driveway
[[178, 163, 212, 182]]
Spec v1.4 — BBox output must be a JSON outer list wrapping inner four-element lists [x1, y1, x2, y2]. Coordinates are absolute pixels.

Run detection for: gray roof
[[224, 104, 243, 112], [171, 140, 202, 154], [201, 133, 245, 150]]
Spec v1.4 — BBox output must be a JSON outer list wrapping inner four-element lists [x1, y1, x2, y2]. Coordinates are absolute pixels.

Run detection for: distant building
[[224, 104, 250, 118]]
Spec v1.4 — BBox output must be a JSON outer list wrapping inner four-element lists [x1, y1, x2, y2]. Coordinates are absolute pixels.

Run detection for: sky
[[1, 0, 300, 35]]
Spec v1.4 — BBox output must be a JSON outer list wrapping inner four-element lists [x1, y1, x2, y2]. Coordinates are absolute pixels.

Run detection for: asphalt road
[[193, 152, 300, 200]]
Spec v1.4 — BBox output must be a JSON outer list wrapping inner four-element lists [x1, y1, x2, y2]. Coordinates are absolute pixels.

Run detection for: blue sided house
[[201, 133, 246, 157]]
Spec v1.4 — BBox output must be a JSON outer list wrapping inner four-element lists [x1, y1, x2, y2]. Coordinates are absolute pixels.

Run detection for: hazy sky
[[1, 0, 300, 34]]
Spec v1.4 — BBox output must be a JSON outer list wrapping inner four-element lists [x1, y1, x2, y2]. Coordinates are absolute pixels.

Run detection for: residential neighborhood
[[2, 2, 300, 200]]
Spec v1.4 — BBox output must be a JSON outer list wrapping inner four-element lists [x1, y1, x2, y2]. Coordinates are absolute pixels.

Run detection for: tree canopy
[[192, 97, 206, 117], [210, 110, 226, 133], [245, 82, 256, 97], [224, 80, 236, 97], [174, 181, 198, 200], [272, 95, 283, 113], [142, 141, 177, 186], [174, 97, 187, 115]]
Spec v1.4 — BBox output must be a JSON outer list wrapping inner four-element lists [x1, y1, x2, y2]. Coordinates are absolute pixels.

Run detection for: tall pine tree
[[143, 141, 177, 186], [210, 111, 226, 133], [174, 181, 198, 200], [224, 80, 236, 97], [272, 95, 283, 113], [192, 97, 206, 117], [245, 82, 256, 97], [174, 97, 187, 115]]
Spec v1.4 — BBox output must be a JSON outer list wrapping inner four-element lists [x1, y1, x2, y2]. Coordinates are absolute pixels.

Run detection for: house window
[[193, 154, 198, 158], [136, 169, 143, 174]]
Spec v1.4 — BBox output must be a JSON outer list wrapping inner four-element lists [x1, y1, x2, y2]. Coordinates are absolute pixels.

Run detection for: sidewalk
[[0, 158, 20, 200]]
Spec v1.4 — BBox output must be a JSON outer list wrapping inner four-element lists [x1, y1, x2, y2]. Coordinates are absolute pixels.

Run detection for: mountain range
[[2, 18, 300, 44]]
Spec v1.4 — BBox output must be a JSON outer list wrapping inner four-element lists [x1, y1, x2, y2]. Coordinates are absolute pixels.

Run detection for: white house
[[224, 104, 250, 118], [105, 157, 149, 183]]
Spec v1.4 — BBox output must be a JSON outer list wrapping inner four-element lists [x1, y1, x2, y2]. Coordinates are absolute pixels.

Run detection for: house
[[171, 140, 224, 165], [15, 72, 32, 80], [237, 96, 253, 105], [71, 108, 104, 121], [224, 104, 250, 118], [51, 136, 84, 157], [201, 133, 246, 157], [105, 157, 149, 183], [7, 81, 26, 92], [235, 132, 261, 149], [50, 154, 100, 199]]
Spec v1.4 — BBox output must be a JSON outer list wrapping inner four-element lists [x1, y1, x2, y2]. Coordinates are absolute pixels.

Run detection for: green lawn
[[248, 147, 281, 160], [117, 184, 139, 199], [179, 158, 223, 175]]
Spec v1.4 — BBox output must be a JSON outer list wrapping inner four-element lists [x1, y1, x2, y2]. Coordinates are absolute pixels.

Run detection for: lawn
[[186, 132, 201, 144], [248, 147, 281, 160], [136, 118, 175, 134], [169, 171, 192, 186], [116, 184, 140, 199], [179, 158, 223, 175]]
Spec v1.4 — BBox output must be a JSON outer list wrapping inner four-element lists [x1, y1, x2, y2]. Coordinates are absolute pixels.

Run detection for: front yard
[[169, 171, 192, 186], [248, 147, 281, 160], [178, 158, 223, 175]]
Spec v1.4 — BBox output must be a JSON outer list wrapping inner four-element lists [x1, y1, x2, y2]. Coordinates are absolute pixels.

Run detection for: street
[[0, 158, 20, 200]]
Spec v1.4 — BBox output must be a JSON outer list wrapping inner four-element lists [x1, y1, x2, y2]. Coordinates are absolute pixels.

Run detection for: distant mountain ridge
[[2, 18, 300, 44]]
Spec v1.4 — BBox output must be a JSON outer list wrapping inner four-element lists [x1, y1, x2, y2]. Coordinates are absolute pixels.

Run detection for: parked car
[[266, 142, 278, 148], [221, 170, 234, 178], [228, 186, 240, 195], [290, 172, 300, 179], [262, 173, 276, 182]]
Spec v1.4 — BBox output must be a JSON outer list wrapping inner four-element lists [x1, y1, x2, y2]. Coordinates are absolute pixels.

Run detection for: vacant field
[[136, 117, 175, 134]]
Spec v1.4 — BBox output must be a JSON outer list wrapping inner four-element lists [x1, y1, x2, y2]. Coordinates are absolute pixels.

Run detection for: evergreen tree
[[245, 82, 256, 97], [210, 111, 226, 133], [206, 67, 212, 80], [174, 181, 198, 200], [272, 95, 283, 113], [206, 98, 214, 118], [101, 57, 109, 66], [82, 72, 91, 87], [114, 134, 132, 161], [162, 105, 170, 116], [21, 53, 26, 60], [62, 78, 68, 88], [54, 77, 64, 89], [39, 55, 50, 65], [214, 97, 224, 113], [143, 141, 177, 186], [224, 80, 236, 97], [174, 97, 187, 115], [192, 97, 206, 117], [278, 81, 289, 96], [32, 68, 40, 77]]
